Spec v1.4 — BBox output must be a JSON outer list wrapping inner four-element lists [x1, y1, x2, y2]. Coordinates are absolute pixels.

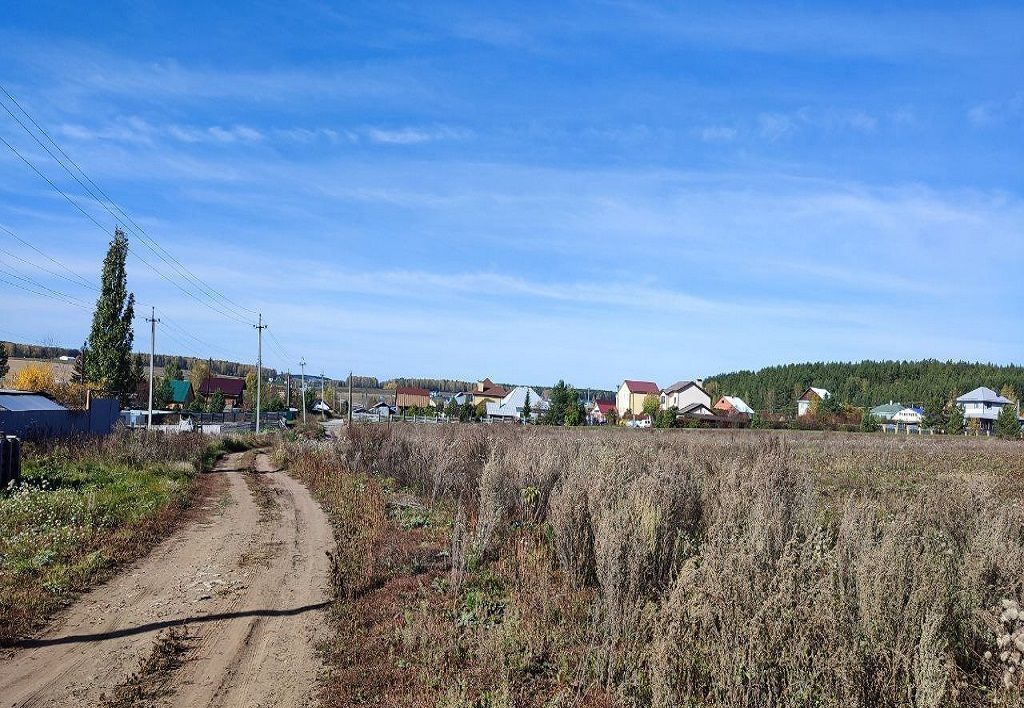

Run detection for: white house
[[485, 386, 549, 421], [797, 387, 831, 417], [660, 380, 710, 411], [956, 387, 1013, 432], [891, 407, 924, 425]]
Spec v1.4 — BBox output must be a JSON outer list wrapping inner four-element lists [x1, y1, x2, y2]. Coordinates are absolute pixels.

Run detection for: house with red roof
[[589, 399, 616, 424], [616, 379, 659, 418]]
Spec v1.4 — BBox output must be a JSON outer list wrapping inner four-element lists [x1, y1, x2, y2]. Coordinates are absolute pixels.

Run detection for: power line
[[0, 269, 88, 308], [0, 259, 89, 308], [0, 131, 254, 323], [0, 222, 95, 290], [0, 84, 259, 320], [0, 127, 253, 326], [0, 244, 98, 292]]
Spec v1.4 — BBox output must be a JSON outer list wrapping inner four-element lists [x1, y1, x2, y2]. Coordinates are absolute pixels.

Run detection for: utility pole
[[254, 314, 267, 433], [299, 357, 307, 424], [348, 370, 353, 423], [146, 306, 160, 429], [286, 370, 291, 409]]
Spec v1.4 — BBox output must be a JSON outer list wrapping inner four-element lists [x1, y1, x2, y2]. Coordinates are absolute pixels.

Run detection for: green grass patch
[[0, 430, 217, 644]]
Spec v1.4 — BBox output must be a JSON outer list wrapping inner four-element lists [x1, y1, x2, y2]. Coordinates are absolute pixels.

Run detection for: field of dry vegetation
[[286, 426, 1024, 708]]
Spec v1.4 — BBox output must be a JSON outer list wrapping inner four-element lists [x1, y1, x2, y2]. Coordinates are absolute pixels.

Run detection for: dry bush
[[309, 424, 1024, 707]]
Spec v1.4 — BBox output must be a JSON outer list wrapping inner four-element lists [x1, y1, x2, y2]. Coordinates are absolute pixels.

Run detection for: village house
[[956, 386, 1013, 433], [616, 380, 659, 417], [589, 400, 616, 424], [714, 395, 754, 419], [167, 379, 193, 410], [394, 386, 431, 411], [661, 380, 711, 411], [198, 375, 246, 410], [485, 386, 549, 421], [796, 387, 831, 417], [891, 406, 925, 425], [869, 401, 904, 421], [453, 378, 509, 406]]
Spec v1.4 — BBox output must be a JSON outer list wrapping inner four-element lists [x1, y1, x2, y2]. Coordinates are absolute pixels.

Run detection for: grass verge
[[0, 429, 236, 644]]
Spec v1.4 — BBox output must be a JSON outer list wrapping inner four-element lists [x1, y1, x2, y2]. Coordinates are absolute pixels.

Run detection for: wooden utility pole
[[299, 358, 306, 424], [146, 306, 160, 429], [348, 370, 353, 423], [254, 314, 267, 433]]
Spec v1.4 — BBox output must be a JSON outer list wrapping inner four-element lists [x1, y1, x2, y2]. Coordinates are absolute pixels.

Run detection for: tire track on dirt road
[[0, 451, 336, 708]]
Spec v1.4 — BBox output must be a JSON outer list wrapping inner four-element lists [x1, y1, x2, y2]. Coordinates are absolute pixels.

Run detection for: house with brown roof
[[474, 378, 508, 401], [453, 378, 509, 406], [616, 380, 659, 418], [395, 386, 431, 411], [198, 375, 246, 410]]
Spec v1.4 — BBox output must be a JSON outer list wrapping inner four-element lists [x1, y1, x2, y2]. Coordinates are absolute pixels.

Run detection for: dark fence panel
[[0, 435, 22, 488]]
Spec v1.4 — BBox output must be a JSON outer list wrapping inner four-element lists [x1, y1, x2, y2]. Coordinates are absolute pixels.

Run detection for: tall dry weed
[[321, 424, 1024, 707]]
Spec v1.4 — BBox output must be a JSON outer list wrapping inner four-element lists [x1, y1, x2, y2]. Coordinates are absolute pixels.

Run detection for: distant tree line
[[707, 360, 1024, 412], [0, 342, 80, 359], [382, 377, 472, 393]]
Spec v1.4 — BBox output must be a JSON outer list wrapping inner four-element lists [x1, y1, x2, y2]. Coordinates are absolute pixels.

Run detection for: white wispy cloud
[[968, 94, 1022, 126], [364, 126, 470, 144], [697, 125, 738, 143], [758, 113, 795, 141]]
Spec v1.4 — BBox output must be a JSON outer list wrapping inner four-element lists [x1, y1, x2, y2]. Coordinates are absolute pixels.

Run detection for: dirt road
[[0, 452, 335, 708]]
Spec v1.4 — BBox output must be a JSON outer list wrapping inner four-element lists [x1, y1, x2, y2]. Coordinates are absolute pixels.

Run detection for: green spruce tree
[[0, 341, 8, 382], [947, 404, 965, 435], [207, 390, 226, 413], [154, 376, 174, 409], [923, 396, 946, 430], [165, 358, 183, 381], [84, 229, 136, 405], [860, 411, 878, 432], [996, 403, 1021, 439], [522, 390, 532, 422]]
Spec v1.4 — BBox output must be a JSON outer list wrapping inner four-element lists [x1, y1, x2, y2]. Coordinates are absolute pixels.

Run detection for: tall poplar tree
[[84, 229, 137, 405]]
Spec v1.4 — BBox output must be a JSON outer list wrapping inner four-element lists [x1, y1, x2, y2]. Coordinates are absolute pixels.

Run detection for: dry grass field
[[288, 425, 1024, 708]]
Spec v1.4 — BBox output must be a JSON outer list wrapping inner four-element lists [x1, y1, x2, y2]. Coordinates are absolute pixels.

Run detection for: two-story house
[[956, 387, 1013, 433], [616, 380, 659, 418]]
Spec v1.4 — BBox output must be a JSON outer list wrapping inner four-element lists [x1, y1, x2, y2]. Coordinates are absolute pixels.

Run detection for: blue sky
[[0, 1, 1021, 388]]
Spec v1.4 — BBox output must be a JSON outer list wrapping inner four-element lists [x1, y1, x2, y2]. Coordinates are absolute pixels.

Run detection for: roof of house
[[0, 389, 67, 412], [622, 380, 659, 394], [662, 380, 707, 395], [870, 402, 904, 416], [956, 386, 1011, 404], [486, 386, 550, 418], [595, 400, 616, 413], [169, 379, 191, 404], [718, 396, 754, 415], [395, 386, 430, 398], [198, 376, 245, 397], [678, 402, 715, 417], [799, 387, 831, 401], [474, 378, 508, 396]]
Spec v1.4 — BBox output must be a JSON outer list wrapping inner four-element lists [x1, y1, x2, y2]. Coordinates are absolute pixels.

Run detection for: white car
[[628, 418, 652, 428]]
